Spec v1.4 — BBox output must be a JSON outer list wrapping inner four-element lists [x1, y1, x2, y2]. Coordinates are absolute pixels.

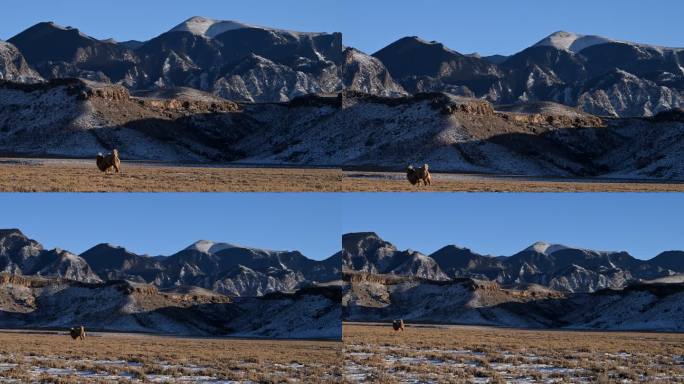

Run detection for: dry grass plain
[[0, 330, 342, 383], [2, 158, 683, 192], [343, 171, 684, 192], [0, 159, 342, 192], [1, 158, 683, 192], [343, 323, 684, 383]]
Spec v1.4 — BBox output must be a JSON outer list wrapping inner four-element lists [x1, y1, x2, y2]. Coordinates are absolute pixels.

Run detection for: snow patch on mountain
[[534, 31, 615, 53], [185, 240, 240, 254], [525, 241, 570, 255], [169, 16, 257, 39]]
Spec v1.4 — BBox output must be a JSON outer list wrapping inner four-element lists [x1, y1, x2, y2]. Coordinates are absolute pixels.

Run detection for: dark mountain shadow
[[87, 113, 253, 162], [453, 126, 615, 177], [0, 281, 341, 338], [344, 277, 684, 330]]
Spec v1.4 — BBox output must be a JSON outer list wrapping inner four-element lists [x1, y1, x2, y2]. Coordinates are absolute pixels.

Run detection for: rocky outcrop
[[340, 48, 407, 97], [342, 233, 448, 281], [0, 230, 101, 283], [578, 69, 683, 117], [499, 110, 603, 128], [0, 41, 42, 82]]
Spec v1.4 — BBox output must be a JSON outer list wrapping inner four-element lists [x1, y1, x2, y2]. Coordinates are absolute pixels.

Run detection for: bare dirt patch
[[0, 158, 342, 192], [343, 323, 684, 383], [0, 330, 342, 383]]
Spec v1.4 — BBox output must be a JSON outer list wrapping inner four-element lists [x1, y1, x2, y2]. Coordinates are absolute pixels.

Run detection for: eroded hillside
[[2, 80, 684, 179]]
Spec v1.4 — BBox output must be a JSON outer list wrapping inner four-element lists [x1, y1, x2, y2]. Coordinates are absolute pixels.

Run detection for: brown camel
[[96, 149, 121, 174], [392, 319, 405, 332], [406, 164, 431, 186], [69, 325, 86, 341]]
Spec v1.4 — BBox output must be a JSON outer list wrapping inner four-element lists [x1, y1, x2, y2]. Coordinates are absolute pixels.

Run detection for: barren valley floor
[[343, 323, 684, 383], [0, 330, 342, 383], [343, 170, 684, 192], [0, 158, 342, 192], [3, 158, 684, 192]]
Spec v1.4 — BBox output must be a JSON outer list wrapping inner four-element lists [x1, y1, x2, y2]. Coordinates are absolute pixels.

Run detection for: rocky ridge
[[343, 232, 684, 293], [0, 229, 340, 297]]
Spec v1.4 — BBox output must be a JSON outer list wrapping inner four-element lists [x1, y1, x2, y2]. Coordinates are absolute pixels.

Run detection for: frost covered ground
[[0, 331, 341, 383], [343, 323, 684, 383]]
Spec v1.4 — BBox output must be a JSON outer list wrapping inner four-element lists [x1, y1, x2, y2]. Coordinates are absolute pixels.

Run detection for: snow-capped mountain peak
[[524, 241, 570, 255], [169, 16, 257, 38], [185, 239, 240, 254], [534, 31, 615, 53]]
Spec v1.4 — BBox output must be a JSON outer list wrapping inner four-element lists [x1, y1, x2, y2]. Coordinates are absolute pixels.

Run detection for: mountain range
[[0, 273, 341, 339], [0, 17, 402, 103], [372, 31, 683, 117], [1, 18, 684, 180], [2, 18, 682, 116], [0, 229, 340, 297], [342, 232, 684, 292], [343, 271, 684, 332], [342, 232, 684, 332]]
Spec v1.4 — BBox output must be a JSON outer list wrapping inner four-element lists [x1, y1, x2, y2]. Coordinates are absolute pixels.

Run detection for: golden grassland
[[343, 323, 684, 383], [0, 160, 342, 192], [0, 330, 342, 383], [2, 158, 683, 192], [342, 172, 684, 192]]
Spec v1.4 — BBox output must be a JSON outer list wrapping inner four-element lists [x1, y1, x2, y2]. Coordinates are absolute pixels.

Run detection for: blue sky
[[0, 193, 340, 260], [1, 192, 680, 260], [1, 1, 682, 55], [341, 193, 684, 260], [0, 0, 343, 43]]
